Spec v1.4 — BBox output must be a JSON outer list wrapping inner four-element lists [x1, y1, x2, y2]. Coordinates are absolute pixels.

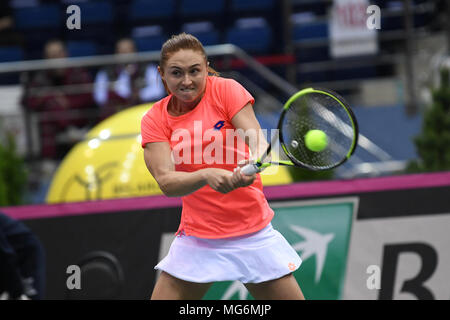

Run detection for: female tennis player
[[141, 33, 304, 300]]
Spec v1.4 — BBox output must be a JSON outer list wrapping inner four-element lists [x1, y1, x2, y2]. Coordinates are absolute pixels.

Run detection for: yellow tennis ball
[[304, 129, 328, 152]]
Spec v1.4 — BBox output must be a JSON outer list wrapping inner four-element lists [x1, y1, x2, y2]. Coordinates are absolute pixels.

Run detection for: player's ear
[[157, 66, 164, 79]]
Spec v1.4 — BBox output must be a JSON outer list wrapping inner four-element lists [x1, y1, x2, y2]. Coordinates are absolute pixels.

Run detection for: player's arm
[[231, 103, 270, 161], [227, 103, 267, 187], [144, 141, 208, 197], [144, 142, 237, 196]]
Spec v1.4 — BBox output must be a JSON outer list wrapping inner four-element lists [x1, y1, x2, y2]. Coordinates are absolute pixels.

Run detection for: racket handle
[[240, 163, 261, 175]]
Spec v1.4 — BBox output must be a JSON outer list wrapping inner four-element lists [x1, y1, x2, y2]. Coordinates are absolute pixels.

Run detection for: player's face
[[161, 49, 208, 104]]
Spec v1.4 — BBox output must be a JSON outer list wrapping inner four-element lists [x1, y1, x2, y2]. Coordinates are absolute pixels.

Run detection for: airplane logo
[[289, 225, 335, 283], [221, 281, 249, 300], [219, 225, 335, 299]]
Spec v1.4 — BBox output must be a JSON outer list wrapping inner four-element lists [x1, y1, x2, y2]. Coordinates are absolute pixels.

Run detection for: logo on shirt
[[213, 120, 225, 130], [170, 120, 280, 169]]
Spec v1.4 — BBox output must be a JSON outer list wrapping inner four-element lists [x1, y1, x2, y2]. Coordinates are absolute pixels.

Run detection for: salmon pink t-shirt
[[141, 76, 274, 239]]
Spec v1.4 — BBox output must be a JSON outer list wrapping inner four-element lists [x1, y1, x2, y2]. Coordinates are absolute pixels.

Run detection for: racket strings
[[281, 92, 355, 169]]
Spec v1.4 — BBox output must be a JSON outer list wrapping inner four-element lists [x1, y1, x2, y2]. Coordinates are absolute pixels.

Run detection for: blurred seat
[[290, 0, 329, 16], [292, 15, 328, 42], [292, 12, 329, 63], [0, 46, 24, 84], [0, 46, 24, 62], [180, 0, 224, 17], [129, 0, 175, 21], [230, 0, 274, 12], [181, 22, 220, 46], [66, 41, 98, 57], [60, 0, 90, 3], [132, 25, 166, 52], [298, 61, 379, 84], [334, 65, 377, 81], [296, 46, 330, 63], [13, 4, 62, 59], [378, 0, 430, 30], [380, 1, 404, 31], [14, 4, 61, 30], [9, 0, 40, 8], [65, 1, 114, 53], [77, 1, 113, 25], [225, 17, 272, 54], [297, 70, 328, 83]]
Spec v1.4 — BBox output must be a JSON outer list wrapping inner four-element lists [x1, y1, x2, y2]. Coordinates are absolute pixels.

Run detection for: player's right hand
[[231, 166, 256, 188], [204, 168, 252, 194]]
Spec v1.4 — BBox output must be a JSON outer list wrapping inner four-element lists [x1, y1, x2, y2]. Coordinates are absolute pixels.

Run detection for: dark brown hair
[[159, 33, 219, 93]]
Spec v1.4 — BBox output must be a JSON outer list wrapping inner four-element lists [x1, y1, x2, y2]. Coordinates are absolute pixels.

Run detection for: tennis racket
[[241, 87, 358, 175]]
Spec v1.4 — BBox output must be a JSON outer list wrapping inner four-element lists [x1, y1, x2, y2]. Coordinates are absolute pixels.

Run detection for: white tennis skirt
[[155, 223, 302, 284]]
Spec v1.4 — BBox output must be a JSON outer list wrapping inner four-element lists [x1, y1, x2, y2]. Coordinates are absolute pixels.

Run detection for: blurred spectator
[[93, 38, 165, 118], [0, 1, 23, 47], [22, 39, 96, 159], [0, 212, 45, 300]]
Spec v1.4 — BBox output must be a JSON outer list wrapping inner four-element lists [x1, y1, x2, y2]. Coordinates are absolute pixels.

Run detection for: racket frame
[[253, 87, 359, 172]]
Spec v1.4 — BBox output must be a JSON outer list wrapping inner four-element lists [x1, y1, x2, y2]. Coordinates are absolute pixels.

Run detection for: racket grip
[[240, 163, 261, 175]]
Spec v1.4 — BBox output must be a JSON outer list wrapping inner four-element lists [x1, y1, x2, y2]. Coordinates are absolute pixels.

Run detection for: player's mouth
[[180, 87, 195, 93]]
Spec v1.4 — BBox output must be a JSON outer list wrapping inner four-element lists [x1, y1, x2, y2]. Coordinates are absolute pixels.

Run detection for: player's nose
[[182, 74, 193, 86]]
